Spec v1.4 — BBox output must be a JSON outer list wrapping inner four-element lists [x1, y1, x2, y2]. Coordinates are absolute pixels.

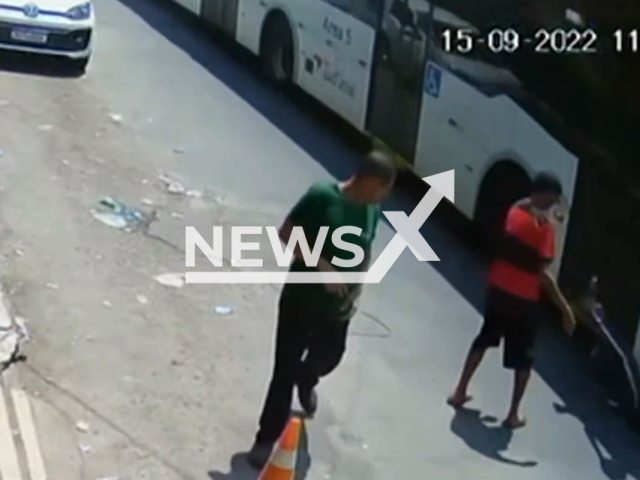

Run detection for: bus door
[[298, 0, 380, 130], [367, 0, 431, 161], [201, 0, 239, 36]]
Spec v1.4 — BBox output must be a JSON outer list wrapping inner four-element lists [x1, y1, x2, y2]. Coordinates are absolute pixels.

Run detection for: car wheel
[[260, 15, 294, 86]]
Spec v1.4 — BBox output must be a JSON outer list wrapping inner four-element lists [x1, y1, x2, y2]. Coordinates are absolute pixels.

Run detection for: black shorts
[[472, 289, 539, 370]]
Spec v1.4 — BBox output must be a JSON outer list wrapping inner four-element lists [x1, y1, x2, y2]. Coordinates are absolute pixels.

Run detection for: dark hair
[[531, 171, 562, 196], [356, 150, 397, 183]]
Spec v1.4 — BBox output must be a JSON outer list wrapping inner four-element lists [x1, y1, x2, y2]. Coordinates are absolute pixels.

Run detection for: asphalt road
[[0, 0, 638, 479]]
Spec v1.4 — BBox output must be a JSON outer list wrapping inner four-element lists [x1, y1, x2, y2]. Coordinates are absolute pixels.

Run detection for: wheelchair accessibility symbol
[[425, 64, 442, 98]]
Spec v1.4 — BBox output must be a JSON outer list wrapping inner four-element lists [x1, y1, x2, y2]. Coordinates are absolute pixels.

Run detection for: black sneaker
[[298, 386, 318, 417], [247, 441, 273, 470]]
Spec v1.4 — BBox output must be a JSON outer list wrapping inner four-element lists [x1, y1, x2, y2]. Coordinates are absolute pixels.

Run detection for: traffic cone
[[258, 416, 302, 480]]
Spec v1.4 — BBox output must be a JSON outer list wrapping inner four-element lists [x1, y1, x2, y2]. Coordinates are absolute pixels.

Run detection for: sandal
[[446, 395, 473, 409], [502, 416, 527, 430]]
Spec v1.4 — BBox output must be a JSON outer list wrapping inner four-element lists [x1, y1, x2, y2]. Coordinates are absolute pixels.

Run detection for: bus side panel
[[236, 0, 269, 54], [414, 62, 515, 219], [174, 0, 202, 16], [201, 0, 239, 36], [312, 6, 377, 130], [559, 162, 640, 343]]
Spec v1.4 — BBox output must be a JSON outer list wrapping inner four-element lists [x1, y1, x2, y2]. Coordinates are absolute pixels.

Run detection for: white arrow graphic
[[185, 170, 454, 284], [364, 169, 454, 283]]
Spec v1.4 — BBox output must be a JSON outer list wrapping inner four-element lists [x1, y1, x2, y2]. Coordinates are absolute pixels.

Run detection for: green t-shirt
[[286, 182, 380, 315]]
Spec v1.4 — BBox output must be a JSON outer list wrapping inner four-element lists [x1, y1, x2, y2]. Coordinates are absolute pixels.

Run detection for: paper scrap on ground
[[155, 273, 185, 288]]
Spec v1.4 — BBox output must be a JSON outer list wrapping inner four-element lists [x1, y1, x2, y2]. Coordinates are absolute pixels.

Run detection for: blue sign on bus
[[425, 64, 442, 98]]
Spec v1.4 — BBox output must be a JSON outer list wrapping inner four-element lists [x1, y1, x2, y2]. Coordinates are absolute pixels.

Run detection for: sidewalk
[[0, 290, 48, 480]]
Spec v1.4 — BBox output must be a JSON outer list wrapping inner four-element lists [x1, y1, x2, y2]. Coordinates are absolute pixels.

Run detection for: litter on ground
[[91, 197, 157, 233], [155, 273, 185, 288]]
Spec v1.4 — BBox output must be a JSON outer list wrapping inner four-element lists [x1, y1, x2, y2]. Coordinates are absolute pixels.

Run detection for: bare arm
[[541, 267, 576, 336]]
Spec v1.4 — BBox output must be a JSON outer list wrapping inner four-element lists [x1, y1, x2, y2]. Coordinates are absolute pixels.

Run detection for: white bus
[[170, 0, 640, 374]]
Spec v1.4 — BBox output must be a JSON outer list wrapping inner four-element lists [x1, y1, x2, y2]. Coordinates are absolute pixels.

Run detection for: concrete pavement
[[0, 0, 637, 478]]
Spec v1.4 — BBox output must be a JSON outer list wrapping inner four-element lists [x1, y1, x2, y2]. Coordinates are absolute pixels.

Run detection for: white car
[[0, 0, 94, 72]]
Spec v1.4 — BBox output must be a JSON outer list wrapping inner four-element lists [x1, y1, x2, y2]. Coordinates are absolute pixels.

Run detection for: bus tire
[[475, 162, 531, 254], [260, 14, 294, 87]]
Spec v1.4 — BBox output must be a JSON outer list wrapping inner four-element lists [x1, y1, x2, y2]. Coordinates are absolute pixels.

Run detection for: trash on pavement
[[213, 304, 234, 316], [102, 300, 112, 308], [76, 421, 90, 433], [92, 211, 127, 230], [91, 197, 157, 233], [97, 476, 120, 480], [158, 174, 186, 195], [38, 124, 53, 131], [155, 273, 185, 288], [14, 249, 24, 257], [79, 444, 91, 454], [170, 212, 184, 219], [108, 113, 123, 124], [14, 317, 29, 341], [141, 198, 155, 206], [0, 329, 20, 365], [136, 295, 149, 305], [46, 283, 59, 290], [61, 159, 72, 167], [186, 189, 203, 198], [0, 316, 30, 367]]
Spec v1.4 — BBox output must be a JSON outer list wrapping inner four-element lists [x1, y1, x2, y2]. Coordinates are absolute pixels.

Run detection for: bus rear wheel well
[[259, 10, 294, 85], [475, 160, 532, 248]]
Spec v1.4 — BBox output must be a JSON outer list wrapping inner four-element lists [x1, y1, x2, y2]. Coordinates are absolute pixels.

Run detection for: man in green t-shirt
[[249, 151, 396, 468]]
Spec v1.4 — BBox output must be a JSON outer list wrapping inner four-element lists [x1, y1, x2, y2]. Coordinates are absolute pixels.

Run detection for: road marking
[[0, 387, 23, 480], [12, 389, 47, 480]]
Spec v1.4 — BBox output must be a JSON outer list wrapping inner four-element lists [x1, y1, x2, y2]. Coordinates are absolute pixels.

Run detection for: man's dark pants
[[255, 284, 350, 444]]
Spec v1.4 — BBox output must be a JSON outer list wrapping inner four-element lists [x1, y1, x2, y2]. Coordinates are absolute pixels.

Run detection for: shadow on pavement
[[111, 0, 640, 476], [0, 51, 83, 78], [450, 408, 538, 468], [208, 452, 257, 480], [553, 401, 640, 480], [208, 415, 311, 480]]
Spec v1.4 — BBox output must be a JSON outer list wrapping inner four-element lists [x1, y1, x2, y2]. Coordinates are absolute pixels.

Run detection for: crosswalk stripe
[[12, 389, 47, 480], [0, 387, 22, 480]]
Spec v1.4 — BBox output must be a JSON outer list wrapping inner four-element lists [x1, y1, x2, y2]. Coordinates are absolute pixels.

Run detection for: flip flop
[[446, 395, 473, 409], [502, 417, 527, 430]]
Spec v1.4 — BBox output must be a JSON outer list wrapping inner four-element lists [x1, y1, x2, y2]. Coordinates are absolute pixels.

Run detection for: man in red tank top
[[447, 172, 572, 429]]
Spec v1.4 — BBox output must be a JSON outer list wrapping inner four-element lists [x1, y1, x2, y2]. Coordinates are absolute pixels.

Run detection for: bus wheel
[[260, 15, 294, 86], [475, 162, 531, 254]]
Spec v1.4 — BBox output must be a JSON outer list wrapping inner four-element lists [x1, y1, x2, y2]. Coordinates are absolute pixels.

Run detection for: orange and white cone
[[258, 416, 302, 480]]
